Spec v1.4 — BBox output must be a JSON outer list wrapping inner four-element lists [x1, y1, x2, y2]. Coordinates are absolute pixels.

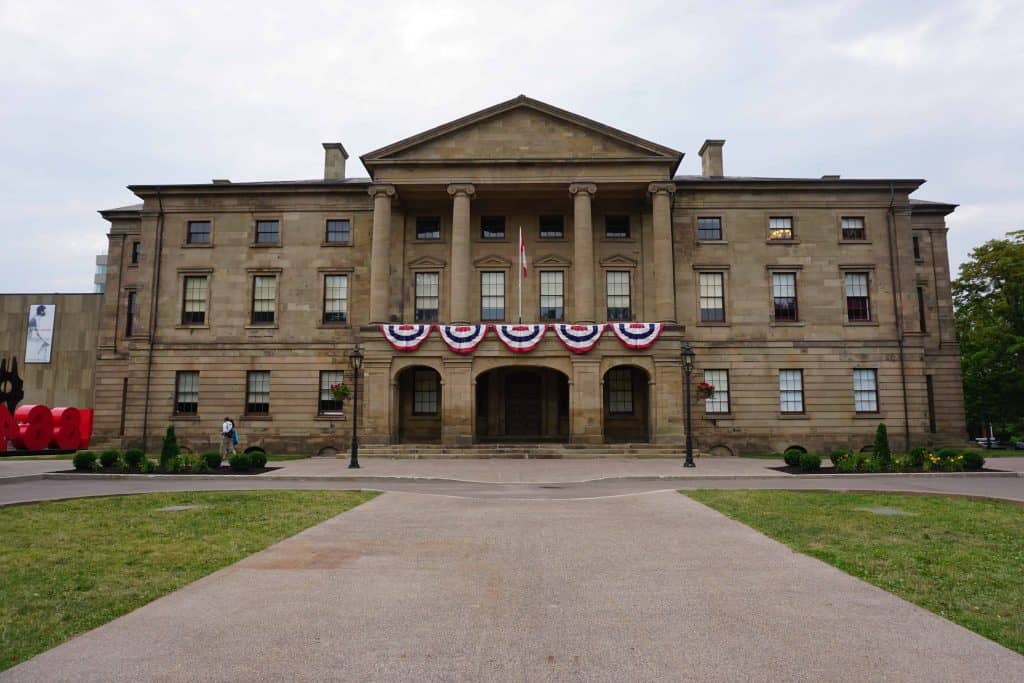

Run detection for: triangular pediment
[[363, 96, 682, 167], [534, 254, 573, 268], [474, 255, 513, 268], [407, 255, 447, 269], [599, 254, 639, 268]]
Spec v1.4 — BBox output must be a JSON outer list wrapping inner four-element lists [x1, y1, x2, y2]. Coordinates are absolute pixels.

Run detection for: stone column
[[570, 358, 602, 444], [441, 357, 473, 445], [368, 184, 396, 323], [569, 182, 597, 321], [648, 182, 677, 321], [447, 183, 476, 322]]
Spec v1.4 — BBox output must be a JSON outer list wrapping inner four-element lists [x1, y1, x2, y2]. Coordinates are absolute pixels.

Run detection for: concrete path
[[5, 490, 1021, 682]]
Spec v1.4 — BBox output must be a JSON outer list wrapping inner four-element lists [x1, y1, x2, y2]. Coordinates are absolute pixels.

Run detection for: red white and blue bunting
[[493, 324, 547, 353], [610, 322, 664, 350], [381, 324, 433, 351], [437, 324, 488, 354], [552, 323, 606, 354]]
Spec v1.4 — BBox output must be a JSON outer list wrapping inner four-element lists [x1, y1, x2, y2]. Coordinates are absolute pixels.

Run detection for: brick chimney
[[699, 139, 725, 177], [323, 143, 349, 180]]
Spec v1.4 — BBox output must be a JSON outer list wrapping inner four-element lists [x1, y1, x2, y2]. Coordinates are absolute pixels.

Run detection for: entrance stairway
[[356, 443, 702, 459]]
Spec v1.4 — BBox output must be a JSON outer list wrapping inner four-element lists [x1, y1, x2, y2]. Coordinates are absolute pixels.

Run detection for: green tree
[[953, 230, 1024, 438], [872, 423, 891, 467], [160, 425, 180, 469]]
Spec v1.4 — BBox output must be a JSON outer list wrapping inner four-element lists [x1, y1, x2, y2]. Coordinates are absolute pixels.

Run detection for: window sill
[[477, 237, 509, 243], [697, 321, 729, 327], [915, 258, 926, 265], [844, 320, 879, 327], [127, 264, 139, 269], [771, 321, 804, 327], [170, 414, 200, 420], [243, 415, 272, 421], [838, 240, 871, 245], [538, 236, 567, 242], [318, 322, 350, 329], [778, 413, 809, 419], [182, 243, 213, 249], [246, 324, 279, 330], [414, 238, 446, 244], [175, 324, 210, 330], [853, 412, 882, 419], [321, 241, 354, 248], [766, 240, 800, 245], [601, 237, 636, 243], [704, 412, 732, 420], [696, 240, 728, 245], [315, 413, 348, 421], [250, 243, 281, 248]]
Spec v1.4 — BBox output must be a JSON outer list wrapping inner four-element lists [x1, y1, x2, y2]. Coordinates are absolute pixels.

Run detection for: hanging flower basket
[[695, 382, 715, 401], [330, 383, 350, 403]]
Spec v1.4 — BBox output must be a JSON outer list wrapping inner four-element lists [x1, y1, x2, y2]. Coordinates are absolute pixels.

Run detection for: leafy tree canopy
[[953, 230, 1024, 438]]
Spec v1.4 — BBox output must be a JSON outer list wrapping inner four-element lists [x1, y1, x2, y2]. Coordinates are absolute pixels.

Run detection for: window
[[319, 370, 344, 414], [779, 370, 804, 413], [175, 371, 199, 415], [605, 214, 630, 239], [539, 271, 564, 321], [481, 272, 505, 321], [187, 220, 211, 244], [246, 371, 270, 415], [768, 216, 794, 240], [913, 235, 922, 260], [703, 369, 729, 414], [251, 275, 277, 324], [413, 371, 439, 415], [771, 272, 798, 322], [917, 286, 927, 332], [841, 216, 865, 240], [844, 272, 871, 321], [606, 368, 634, 414], [182, 275, 208, 325], [853, 369, 878, 413], [131, 241, 141, 264], [539, 215, 564, 239], [416, 216, 440, 240], [481, 216, 505, 240], [323, 275, 349, 323], [125, 290, 137, 337], [325, 219, 351, 244], [697, 217, 722, 240], [414, 272, 439, 322], [606, 271, 631, 321], [255, 220, 280, 244], [699, 272, 725, 322]]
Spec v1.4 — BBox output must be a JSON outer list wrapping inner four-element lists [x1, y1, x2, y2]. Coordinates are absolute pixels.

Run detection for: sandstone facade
[[94, 96, 966, 455]]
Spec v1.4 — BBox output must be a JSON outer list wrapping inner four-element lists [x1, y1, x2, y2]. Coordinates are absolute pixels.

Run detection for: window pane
[[841, 216, 865, 240], [699, 272, 725, 322], [697, 217, 722, 240], [779, 370, 804, 413], [187, 221, 211, 244], [252, 275, 277, 323], [415, 272, 439, 322], [126, 290, 137, 336], [183, 276, 208, 324], [605, 215, 630, 238], [768, 216, 793, 240], [606, 271, 631, 321], [606, 368, 633, 414], [481, 271, 505, 321], [481, 216, 505, 240], [416, 217, 440, 240], [703, 369, 729, 414], [325, 219, 351, 243], [319, 370, 345, 413], [131, 241, 141, 264], [175, 371, 199, 414], [255, 220, 279, 244], [845, 272, 870, 321], [323, 274, 348, 323], [771, 272, 798, 322], [539, 215, 564, 239], [854, 369, 878, 412], [539, 271, 564, 320], [246, 371, 270, 414], [413, 371, 439, 415]]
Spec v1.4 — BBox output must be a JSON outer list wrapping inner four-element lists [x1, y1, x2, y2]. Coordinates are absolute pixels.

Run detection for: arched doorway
[[603, 365, 650, 442], [395, 366, 442, 443], [475, 367, 569, 442]]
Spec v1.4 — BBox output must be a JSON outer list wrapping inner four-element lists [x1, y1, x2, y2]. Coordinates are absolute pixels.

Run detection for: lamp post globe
[[348, 346, 363, 469], [682, 343, 696, 468]]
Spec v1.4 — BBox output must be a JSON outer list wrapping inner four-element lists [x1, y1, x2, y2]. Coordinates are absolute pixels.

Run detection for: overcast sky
[[1, 0, 1021, 292]]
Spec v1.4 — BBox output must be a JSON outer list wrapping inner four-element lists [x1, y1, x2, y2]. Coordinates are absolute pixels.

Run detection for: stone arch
[[602, 364, 651, 443], [707, 443, 735, 457], [394, 365, 443, 443], [474, 364, 570, 442]]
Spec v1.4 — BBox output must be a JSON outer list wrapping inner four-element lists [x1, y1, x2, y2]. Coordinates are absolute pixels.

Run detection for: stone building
[[94, 96, 966, 455]]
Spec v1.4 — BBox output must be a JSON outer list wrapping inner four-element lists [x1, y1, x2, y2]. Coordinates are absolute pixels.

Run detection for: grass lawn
[[0, 490, 376, 670], [685, 490, 1024, 654]]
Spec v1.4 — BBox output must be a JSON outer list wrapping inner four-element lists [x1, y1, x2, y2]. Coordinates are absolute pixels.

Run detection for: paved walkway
[[5, 490, 1022, 682]]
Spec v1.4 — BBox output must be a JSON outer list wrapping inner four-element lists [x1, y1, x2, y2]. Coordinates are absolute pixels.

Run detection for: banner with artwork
[[25, 304, 55, 364]]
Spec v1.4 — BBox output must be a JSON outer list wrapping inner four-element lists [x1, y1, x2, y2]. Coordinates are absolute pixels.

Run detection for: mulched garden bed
[[769, 465, 1005, 475], [56, 466, 281, 475]]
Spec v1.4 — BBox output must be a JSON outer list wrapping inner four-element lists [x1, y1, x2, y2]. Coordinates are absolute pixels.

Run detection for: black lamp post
[[348, 346, 363, 469], [682, 342, 696, 468]]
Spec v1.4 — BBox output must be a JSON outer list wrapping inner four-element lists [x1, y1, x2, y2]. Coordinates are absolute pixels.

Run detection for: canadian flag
[[519, 226, 528, 278]]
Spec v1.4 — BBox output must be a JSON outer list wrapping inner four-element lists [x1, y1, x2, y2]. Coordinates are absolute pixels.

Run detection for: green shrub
[[830, 450, 851, 468], [783, 450, 802, 467], [99, 449, 121, 469], [798, 452, 821, 472], [188, 456, 210, 474], [854, 453, 881, 473], [229, 453, 252, 472], [962, 451, 985, 471], [908, 446, 928, 468], [872, 423, 891, 468], [939, 452, 965, 472], [836, 454, 859, 473], [73, 451, 98, 471], [201, 451, 222, 470], [936, 447, 960, 459], [889, 452, 913, 473], [139, 458, 157, 474], [123, 448, 145, 470], [161, 455, 184, 474], [249, 451, 268, 469], [160, 425, 180, 470]]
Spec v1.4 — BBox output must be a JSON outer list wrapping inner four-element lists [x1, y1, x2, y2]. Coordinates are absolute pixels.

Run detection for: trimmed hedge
[[783, 450, 802, 467], [201, 451, 222, 470], [99, 450, 121, 469], [798, 452, 821, 472], [72, 451, 98, 471], [229, 453, 252, 472], [123, 448, 145, 470]]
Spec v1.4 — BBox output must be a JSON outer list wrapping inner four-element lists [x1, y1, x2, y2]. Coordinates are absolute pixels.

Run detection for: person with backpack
[[221, 417, 236, 456]]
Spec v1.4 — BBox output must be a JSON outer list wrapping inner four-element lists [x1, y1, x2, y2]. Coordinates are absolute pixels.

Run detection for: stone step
[[353, 443, 699, 459]]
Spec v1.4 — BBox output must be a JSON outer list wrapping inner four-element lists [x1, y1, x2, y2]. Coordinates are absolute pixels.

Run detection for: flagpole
[[518, 226, 523, 323]]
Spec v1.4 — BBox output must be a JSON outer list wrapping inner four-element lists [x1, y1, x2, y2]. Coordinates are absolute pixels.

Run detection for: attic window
[[416, 217, 441, 240], [605, 215, 630, 239]]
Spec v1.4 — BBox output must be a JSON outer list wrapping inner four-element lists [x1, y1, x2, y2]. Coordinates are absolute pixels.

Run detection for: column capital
[[569, 182, 597, 197], [446, 183, 476, 198], [648, 182, 677, 196], [368, 184, 396, 198]]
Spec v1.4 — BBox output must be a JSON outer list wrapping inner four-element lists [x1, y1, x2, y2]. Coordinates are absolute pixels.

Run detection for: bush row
[[72, 448, 225, 473]]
